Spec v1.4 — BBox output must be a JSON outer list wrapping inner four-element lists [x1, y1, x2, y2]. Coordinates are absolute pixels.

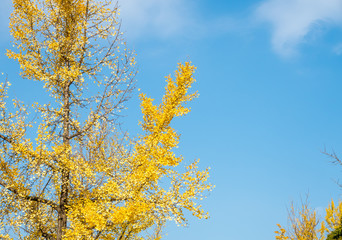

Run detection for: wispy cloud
[[118, 0, 237, 40], [118, 0, 196, 39], [255, 0, 342, 56], [333, 42, 342, 55]]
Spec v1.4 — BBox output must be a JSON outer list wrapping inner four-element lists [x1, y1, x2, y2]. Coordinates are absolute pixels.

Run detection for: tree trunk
[[57, 84, 70, 240]]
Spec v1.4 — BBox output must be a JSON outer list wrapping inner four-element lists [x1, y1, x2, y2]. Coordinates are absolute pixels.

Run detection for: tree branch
[[0, 179, 58, 211]]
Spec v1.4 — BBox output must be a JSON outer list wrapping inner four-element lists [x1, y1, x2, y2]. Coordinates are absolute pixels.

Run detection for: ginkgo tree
[[275, 199, 342, 240], [0, 0, 212, 239]]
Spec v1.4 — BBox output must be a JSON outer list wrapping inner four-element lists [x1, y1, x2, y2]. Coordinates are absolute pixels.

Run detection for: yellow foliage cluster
[[275, 199, 342, 240], [0, 0, 212, 239]]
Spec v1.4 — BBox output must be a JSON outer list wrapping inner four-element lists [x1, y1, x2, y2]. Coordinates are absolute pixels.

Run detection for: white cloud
[[118, 0, 238, 41], [118, 0, 196, 39], [256, 0, 342, 56]]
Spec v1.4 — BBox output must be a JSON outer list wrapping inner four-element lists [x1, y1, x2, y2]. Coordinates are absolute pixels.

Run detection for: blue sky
[[2, 0, 342, 239]]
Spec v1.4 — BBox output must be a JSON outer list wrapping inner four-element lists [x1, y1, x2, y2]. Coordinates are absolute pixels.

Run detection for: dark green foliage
[[327, 227, 342, 240]]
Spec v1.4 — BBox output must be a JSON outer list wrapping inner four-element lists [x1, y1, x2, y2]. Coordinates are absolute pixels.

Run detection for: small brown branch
[[322, 150, 342, 165], [0, 179, 58, 211], [40, 227, 55, 240], [0, 133, 14, 144]]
